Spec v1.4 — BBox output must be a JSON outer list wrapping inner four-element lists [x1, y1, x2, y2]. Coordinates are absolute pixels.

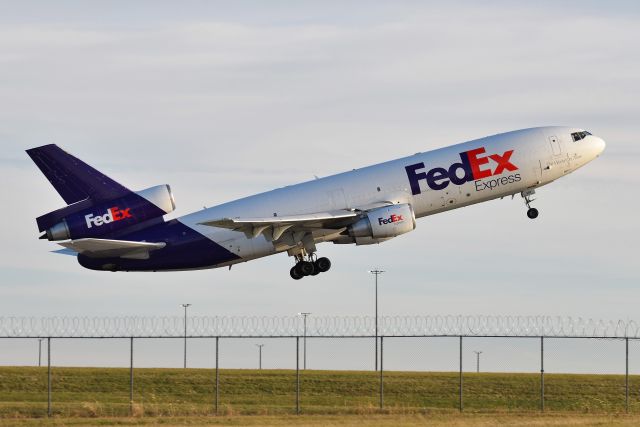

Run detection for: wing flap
[[198, 210, 357, 241], [201, 210, 357, 228], [58, 238, 166, 259]]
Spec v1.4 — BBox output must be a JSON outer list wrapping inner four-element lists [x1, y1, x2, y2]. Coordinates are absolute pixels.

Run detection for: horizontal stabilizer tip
[[58, 238, 166, 259]]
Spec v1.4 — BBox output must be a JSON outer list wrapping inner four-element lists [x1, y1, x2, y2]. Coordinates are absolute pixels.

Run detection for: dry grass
[[2, 366, 640, 422], [2, 413, 640, 427]]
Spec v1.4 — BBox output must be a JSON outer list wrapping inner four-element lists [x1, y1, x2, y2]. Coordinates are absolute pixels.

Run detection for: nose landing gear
[[522, 189, 539, 219], [290, 254, 331, 280]]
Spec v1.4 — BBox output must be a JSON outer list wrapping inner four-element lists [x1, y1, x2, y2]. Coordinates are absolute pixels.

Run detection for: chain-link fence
[[0, 316, 638, 418]]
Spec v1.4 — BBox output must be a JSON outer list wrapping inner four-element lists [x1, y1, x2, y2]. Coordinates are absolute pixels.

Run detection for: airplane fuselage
[[72, 126, 605, 273]]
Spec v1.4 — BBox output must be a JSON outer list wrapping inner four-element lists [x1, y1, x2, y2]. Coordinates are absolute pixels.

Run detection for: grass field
[[1, 366, 640, 422], [3, 414, 640, 427]]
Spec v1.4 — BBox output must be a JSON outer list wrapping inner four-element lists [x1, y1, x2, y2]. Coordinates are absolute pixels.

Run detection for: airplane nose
[[594, 136, 606, 156]]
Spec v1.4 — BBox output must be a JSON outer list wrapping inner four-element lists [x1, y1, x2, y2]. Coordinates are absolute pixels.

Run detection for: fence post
[[215, 337, 219, 415], [626, 337, 629, 413], [540, 336, 545, 412], [129, 337, 134, 416], [459, 336, 463, 412], [47, 337, 51, 417], [296, 336, 300, 415], [379, 336, 384, 410]]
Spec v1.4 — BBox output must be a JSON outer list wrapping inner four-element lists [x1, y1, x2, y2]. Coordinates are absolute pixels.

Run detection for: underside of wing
[[58, 238, 166, 259], [199, 209, 358, 240]]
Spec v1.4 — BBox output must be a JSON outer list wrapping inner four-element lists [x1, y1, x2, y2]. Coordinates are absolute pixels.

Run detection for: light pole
[[369, 269, 384, 371], [181, 303, 191, 368], [474, 351, 483, 373], [38, 338, 44, 367], [298, 312, 311, 370], [256, 344, 264, 369]]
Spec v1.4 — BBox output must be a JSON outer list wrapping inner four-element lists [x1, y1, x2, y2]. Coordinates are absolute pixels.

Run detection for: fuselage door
[[549, 135, 562, 156]]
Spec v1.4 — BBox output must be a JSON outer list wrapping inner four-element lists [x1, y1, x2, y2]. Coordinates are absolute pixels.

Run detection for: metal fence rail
[[1, 315, 639, 338], [2, 315, 639, 418], [1, 334, 637, 418]]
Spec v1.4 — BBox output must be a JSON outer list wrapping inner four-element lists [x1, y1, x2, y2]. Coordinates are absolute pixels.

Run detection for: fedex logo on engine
[[405, 147, 520, 195], [378, 214, 404, 225], [85, 206, 132, 228]]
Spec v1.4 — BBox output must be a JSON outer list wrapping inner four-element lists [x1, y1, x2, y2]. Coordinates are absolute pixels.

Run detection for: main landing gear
[[290, 254, 331, 280], [522, 189, 539, 219]]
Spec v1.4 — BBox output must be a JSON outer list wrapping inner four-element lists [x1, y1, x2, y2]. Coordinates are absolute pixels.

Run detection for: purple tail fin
[[26, 144, 130, 204], [26, 144, 134, 232]]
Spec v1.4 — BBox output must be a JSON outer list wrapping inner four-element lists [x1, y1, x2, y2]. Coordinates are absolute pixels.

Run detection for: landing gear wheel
[[290, 254, 331, 279], [297, 261, 315, 276], [315, 257, 331, 273], [521, 190, 538, 220], [290, 266, 303, 280]]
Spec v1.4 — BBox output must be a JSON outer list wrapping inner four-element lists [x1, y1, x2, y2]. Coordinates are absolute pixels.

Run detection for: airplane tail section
[[26, 144, 130, 205], [26, 144, 176, 239]]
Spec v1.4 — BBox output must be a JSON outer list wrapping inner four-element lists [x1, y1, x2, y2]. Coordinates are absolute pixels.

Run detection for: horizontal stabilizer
[[52, 248, 77, 256], [58, 238, 166, 259]]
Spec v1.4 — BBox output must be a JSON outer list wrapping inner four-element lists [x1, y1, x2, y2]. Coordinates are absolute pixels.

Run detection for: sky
[[0, 1, 639, 371]]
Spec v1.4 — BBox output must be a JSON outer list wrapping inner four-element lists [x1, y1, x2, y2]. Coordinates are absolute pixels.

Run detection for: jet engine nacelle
[[44, 185, 176, 241], [347, 203, 416, 241]]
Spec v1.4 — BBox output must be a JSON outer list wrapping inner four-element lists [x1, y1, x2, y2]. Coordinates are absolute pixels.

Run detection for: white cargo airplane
[[28, 126, 605, 279]]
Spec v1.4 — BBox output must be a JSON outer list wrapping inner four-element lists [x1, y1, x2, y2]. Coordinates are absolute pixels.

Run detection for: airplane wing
[[199, 210, 359, 240], [58, 238, 166, 259]]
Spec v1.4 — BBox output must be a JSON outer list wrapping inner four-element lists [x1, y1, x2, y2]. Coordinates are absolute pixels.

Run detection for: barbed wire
[[0, 315, 638, 338]]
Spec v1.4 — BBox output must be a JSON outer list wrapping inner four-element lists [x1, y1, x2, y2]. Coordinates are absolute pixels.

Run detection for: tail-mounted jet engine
[[338, 203, 416, 245], [43, 185, 175, 241]]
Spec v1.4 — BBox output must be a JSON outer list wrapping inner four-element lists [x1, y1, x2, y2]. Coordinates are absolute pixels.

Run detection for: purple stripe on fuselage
[[77, 219, 240, 271]]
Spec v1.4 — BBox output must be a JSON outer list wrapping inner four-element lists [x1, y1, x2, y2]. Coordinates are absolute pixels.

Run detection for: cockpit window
[[571, 131, 591, 142]]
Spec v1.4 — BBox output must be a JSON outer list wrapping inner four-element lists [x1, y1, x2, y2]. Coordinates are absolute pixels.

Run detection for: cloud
[[0, 2, 638, 332]]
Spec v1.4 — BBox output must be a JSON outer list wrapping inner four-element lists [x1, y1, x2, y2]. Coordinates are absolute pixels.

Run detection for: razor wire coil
[[0, 315, 638, 338]]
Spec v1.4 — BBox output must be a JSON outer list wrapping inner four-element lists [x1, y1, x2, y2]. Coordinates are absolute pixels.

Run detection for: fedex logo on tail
[[85, 207, 132, 228], [405, 147, 519, 195]]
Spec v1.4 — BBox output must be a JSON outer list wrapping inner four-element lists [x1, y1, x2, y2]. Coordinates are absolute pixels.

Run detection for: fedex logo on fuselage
[[85, 206, 132, 229], [378, 214, 404, 225], [405, 147, 518, 195]]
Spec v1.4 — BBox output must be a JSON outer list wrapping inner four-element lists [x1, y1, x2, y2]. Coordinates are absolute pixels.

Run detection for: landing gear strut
[[290, 254, 331, 280], [522, 189, 539, 219]]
